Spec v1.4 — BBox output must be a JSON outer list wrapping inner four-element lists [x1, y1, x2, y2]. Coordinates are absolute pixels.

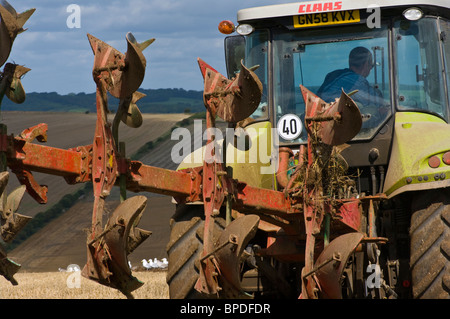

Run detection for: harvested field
[[0, 271, 168, 299], [9, 195, 174, 272]]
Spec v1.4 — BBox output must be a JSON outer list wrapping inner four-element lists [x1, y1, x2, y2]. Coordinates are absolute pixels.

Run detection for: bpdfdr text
[[179, 302, 271, 316], [225, 303, 270, 314]]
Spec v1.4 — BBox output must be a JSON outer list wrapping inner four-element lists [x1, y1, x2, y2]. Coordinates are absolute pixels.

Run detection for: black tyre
[[410, 189, 450, 299], [165, 204, 226, 299]]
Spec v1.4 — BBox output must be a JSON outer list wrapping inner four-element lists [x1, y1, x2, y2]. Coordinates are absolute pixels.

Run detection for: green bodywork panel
[[383, 112, 450, 198], [177, 120, 276, 190]]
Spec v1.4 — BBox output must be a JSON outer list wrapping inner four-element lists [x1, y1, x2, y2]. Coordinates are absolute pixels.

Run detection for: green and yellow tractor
[[168, 0, 450, 299], [1, 0, 450, 299]]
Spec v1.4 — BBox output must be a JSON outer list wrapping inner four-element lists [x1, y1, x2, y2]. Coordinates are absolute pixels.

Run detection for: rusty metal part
[[196, 68, 228, 294], [82, 196, 150, 298], [234, 181, 301, 216], [301, 117, 326, 298], [11, 168, 47, 204], [0, 171, 31, 242], [0, 184, 31, 242], [126, 161, 302, 217], [199, 58, 262, 123], [88, 32, 123, 239], [7, 126, 87, 204], [120, 91, 145, 128], [18, 123, 47, 142], [9, 141, 309, 212], [0, 1, 35, 67], [82, 33, 156, 298], [0, 170, 29, 285], [88, 33, 125, 99], [8, 142, 86, 194], [209, 215, 260, 297], [87, 32, 153, 219], [302, 85, 362, 146], [216, 215, 260, 295], [297, 84, 364, 298], [1, 210, 31, 242], [127, 162, 202, 200], [0, 246, 20, 285], [123, 33, 153, 99], [312, 232, 364, 299], [194, 214, 260, 297], [332, 199, 362, 233], [3, 63, 30, 104], [87, 33, 153, 99]]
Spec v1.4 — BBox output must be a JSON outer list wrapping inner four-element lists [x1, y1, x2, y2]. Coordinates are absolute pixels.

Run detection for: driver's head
[[349, 47, 373, 77]]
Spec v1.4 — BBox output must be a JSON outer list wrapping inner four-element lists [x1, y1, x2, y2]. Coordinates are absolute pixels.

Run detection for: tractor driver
[[316, 46, 383, 107]]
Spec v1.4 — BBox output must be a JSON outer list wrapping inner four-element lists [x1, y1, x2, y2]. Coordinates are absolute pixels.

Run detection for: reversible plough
[[0, 2, 380, 299]]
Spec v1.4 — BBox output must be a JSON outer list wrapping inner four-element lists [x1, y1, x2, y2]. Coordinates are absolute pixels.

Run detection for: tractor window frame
[[393, 16, 449, 122], [270, 22, 393, 144], [225, 29, 271, 124], [439, 17, 450, 119]]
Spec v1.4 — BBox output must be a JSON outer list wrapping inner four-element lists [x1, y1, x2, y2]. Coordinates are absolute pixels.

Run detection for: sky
[[4, 0, 294, 95]]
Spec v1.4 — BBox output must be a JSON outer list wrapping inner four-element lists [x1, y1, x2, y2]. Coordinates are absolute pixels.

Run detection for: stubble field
[[0, 271, 168, 299]]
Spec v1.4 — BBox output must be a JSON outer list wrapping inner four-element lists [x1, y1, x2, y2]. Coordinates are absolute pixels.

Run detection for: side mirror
[[224, 35, 245, 79]]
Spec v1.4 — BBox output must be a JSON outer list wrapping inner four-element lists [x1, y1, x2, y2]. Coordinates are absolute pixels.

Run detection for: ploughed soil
[[8, 195, 174, 272]]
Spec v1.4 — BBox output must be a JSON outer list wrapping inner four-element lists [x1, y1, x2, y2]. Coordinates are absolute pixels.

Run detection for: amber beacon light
[[218, 20, 236, 34]]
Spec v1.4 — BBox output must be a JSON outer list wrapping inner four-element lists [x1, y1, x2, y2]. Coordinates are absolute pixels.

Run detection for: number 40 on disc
[[277, 114, 302, 140]]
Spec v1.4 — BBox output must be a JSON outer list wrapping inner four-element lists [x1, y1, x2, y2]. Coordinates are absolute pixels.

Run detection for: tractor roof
[[237, 0, 449, 23]]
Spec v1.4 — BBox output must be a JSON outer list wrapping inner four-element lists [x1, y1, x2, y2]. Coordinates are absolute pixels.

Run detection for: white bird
[[152, 258, 160, 268], [128, 261, 132, 269], [142, 259, 152, 270], [153, 258, 168, 269], [66, 264, 80, 272]]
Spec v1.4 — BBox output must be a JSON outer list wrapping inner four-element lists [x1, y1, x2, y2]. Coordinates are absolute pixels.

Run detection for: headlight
[[236, 24, 254, 36], [403, 7, 423, 21]]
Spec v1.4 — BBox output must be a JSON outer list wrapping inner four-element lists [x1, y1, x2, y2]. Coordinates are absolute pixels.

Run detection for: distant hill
[[1, 88, 205, 114]]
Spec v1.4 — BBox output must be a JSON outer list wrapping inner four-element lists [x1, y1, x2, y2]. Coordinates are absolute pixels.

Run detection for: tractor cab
[[222, 0, 450, 194]]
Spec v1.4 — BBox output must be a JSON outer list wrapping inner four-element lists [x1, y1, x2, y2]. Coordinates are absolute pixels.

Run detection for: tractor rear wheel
[[410, 189, 450, 299], [165, 204, 226, 299]]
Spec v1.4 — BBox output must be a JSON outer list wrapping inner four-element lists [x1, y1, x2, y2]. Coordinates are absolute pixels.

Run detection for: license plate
[[293, 10, 360, 28]]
